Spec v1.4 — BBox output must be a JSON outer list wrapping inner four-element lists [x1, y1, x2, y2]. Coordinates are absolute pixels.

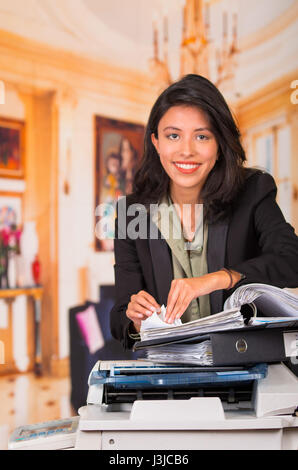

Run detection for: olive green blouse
[[151, 196, 211, 323]]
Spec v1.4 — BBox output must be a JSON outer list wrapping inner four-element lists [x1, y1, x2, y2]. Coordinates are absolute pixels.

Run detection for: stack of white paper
[[224, 283, 298, 317], [145, 340, 213, 365], [139, 306, 244, 365], [136, 283, 298, 365], [140, 307, 244, 342]]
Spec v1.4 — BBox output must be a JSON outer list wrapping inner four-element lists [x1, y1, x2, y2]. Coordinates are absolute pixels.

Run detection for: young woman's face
[[151, 105, 218, 197]]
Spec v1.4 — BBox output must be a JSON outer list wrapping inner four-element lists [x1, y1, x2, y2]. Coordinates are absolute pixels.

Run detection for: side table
[[0, 286, 43, 375]]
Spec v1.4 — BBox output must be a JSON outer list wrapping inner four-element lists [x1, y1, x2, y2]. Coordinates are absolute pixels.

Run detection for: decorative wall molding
[[239, 1, 298, 52], [0, 29, 155, 109], [235, 71, 298, 129]]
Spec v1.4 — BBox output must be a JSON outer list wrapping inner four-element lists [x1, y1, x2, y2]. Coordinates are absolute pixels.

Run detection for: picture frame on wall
[[0, 191, 23, 229], [0, 191, 23, 290], [0, 117, 25, 179], [94, 116, 144, 252]]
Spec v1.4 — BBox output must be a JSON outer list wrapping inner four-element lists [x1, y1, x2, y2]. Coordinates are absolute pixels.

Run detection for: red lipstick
[[173, 161, 201, 174]]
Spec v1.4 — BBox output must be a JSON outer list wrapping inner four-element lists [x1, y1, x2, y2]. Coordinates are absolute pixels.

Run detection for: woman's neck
[[170, 185, 200, 207], [169, 185, 203, 240]]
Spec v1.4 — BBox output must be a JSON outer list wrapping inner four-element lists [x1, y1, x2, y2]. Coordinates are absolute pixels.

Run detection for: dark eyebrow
[[162, 126, 212, 132]]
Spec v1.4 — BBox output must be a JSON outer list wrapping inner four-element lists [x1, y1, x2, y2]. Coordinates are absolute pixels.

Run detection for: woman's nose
[[179, 137, 195, 156]]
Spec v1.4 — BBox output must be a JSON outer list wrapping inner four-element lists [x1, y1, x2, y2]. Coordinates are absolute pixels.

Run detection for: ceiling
[[0, 1, 295, 63], [0, 0, 296, 89]]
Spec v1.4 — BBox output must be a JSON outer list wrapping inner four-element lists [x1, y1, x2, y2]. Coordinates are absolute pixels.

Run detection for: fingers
[[131, 291, 160, 316], [139, 290, 161, 313], [165, 281, 180, 323], [126, 290, 160, 324], [165, 279, 192, 323]]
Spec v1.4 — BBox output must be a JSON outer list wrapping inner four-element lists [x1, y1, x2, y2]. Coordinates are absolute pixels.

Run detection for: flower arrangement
[[0, 224, 22, 288]]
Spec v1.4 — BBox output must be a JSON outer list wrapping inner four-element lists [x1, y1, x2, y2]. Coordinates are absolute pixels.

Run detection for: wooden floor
[[0, 372, 75, 450]]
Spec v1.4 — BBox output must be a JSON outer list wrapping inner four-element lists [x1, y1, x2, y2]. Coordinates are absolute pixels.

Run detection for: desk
[[0, 287, 43, 375]]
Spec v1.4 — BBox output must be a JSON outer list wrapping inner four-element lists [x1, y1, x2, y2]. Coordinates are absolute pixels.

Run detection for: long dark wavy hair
[[132, 74, 246, 222]]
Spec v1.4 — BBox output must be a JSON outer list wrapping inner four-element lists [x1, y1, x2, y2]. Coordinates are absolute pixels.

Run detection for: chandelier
[[149, 0, 239, 98]]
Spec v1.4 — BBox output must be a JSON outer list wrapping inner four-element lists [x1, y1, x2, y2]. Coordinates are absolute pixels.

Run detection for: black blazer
[[110, 169, 298, 350]]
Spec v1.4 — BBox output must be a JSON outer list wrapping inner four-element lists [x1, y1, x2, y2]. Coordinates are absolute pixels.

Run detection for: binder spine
[[211, 329, 286, 366]]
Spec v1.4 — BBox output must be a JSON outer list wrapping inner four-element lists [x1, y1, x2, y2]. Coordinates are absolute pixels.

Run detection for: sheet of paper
[[140, 307, 243, 342], [224, 283, 298, 317], [140, 305, 182, 333], [146, 340, 213, 366], [283, 331, 298, 357]]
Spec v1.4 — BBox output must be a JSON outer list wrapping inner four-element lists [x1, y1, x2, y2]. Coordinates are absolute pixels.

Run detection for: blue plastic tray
[[89, 363, 267, 389]]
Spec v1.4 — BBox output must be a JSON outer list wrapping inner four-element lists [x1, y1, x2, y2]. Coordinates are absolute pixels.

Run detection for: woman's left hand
[[165, 270, 240, 323], [165, 277, 205, 324]]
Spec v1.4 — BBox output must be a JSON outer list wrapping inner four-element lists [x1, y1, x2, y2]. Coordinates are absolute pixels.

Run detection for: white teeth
[[175, 163, 200, 169]]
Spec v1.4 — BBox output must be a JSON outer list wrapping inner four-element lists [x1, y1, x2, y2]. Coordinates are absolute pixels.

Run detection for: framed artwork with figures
[[0, 118, 25, 179], [0, 191, 23, 229], [0, 191, 23, 289], [94, 116, 144, 252]]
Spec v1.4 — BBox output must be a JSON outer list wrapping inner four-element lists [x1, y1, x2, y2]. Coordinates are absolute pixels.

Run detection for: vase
[[20, 221, 39, 286], [32, 255, 41, 285], [15, 254, 26, 288], [0, 254, 4, 288], [7, 252, 17, 289], [0, 251, 9, 289]]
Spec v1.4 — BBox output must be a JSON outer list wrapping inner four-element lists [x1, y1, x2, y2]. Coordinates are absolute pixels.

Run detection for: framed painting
[[0, 192, 23, 229], [94, 116, 144, 251], [0, 192, 23, 289], [0, 118, 25, 179]]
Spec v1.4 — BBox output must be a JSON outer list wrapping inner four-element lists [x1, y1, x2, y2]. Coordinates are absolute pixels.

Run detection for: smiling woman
[[110, 74, 298, 350], [132, 74, 246, 222], [151, 105, 218, 201]]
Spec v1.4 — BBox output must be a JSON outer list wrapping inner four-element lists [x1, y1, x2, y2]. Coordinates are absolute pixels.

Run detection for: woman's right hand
[[126, 290, 161, 333]]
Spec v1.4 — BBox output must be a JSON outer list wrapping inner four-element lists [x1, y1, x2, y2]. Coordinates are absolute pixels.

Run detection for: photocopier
[[9, 359, 298, 450]]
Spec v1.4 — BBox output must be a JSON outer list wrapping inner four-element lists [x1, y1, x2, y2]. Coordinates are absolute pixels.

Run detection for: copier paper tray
[[89, 363, 267, 405]]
